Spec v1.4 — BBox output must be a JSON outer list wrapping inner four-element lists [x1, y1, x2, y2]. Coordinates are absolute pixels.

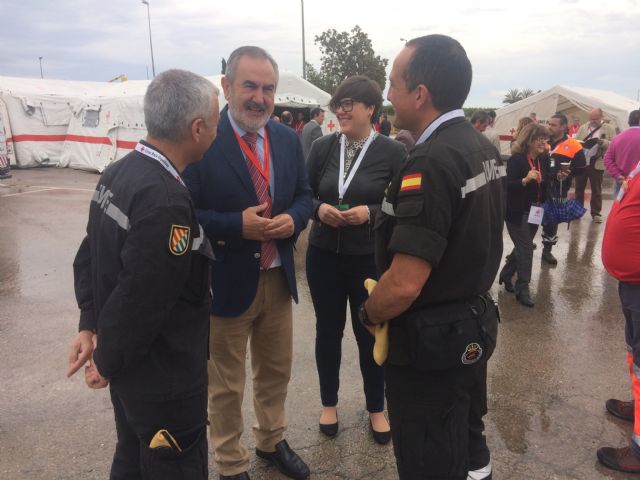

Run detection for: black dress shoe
[[319, 421, 338, 437], [606, 399, 635, 422], [369, 419, 392, 445], [256, 439, 310, 480], [219, 473, 250, 480], [498, 274, 514, 293]]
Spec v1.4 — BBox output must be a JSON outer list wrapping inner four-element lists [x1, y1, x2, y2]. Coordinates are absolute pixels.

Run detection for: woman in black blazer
[[498, 122, 550, 307], [306, 76, 406, 443]]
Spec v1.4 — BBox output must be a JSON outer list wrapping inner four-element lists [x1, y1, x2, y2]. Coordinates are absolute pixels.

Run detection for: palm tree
[[503, 88, 523, 105], [520, 88, 535, 99]]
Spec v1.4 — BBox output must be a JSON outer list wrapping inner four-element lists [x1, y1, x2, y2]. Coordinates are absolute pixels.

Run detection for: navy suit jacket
[[183, 107, 312, 317]]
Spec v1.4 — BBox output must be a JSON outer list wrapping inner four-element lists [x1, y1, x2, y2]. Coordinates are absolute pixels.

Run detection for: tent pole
[[301, 0, 306, 80]]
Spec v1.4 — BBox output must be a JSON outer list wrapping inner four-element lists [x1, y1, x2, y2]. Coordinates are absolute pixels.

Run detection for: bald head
[[589, 108, 604, 126]]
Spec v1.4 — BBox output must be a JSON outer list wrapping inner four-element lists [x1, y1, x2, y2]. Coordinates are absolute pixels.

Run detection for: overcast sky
[[1, 0, 639, 107]]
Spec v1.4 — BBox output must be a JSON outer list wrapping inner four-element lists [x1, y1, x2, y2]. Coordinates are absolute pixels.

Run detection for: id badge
[[335, 203, 350, 211], [528, 205, 544, 225]]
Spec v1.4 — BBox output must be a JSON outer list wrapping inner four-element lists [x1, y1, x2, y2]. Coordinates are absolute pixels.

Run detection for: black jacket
[[73, 143, 211, 400], [505, 152, 547, 223], [307, 132, 406, 254]]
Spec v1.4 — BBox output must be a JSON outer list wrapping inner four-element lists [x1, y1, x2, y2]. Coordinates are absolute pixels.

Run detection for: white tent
[[0, 72, 337, 172], [493, 85, 639, 155]]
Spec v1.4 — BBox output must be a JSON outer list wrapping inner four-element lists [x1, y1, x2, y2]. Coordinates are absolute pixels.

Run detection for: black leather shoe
[[516, 289, 534, 307], [597, 445, 640, 473], [498, 273, 515, 293], [369, 419, 392, 445], [541, 250, 558, 265], [256, 439, 310, 480], [606, 399, 634, 422], [220, 473, 250, 480], [319, 421, 338, 437]]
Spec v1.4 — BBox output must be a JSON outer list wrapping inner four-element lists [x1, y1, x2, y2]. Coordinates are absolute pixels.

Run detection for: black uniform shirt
[[73, 142, 212, 400], [375, 117, 505, 308]]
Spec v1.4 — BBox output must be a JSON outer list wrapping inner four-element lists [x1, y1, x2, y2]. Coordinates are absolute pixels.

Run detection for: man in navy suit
[[183, 46, 312, 480]]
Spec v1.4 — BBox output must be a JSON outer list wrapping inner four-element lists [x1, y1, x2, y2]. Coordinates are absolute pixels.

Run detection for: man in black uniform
[[360, 35, 504, 480], [66, 69, 220, 480]]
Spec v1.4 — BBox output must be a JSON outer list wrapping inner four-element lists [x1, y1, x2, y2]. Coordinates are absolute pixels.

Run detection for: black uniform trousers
[[385, 360, 489, 480], [306, 244, 385, 413], [109, 385, 208, 480]]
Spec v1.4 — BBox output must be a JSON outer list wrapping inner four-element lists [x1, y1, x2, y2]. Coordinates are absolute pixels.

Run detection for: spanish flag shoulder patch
[[400, 173, 422, 192], [169, 225, 191, 256]]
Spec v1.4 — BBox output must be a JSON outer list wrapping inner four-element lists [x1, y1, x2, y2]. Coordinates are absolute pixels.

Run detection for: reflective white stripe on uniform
[[381, 198, 396, 216], [191, 225, 206, 250], [467, 462, 492, 480], [460, 159, 506, 198], [105, 203, 131, 231], [92, 187, 130, 231]]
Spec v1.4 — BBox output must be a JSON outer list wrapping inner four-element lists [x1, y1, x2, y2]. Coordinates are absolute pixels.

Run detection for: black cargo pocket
[[140, 425, 208, 480], [405, 301, 492, 371]]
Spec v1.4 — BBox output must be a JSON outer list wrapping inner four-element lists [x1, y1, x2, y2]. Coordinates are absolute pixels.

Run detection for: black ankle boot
[[498, 273, 515, 293], [516, 288, 534, 307]]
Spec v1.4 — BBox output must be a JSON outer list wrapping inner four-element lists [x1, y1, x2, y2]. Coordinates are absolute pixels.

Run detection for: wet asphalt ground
[[0, 168, 634, 479]]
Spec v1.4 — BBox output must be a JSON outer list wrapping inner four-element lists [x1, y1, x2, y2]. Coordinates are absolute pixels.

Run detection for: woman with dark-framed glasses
[[499, 123, 550, 307], [305, 76, 406, 443]]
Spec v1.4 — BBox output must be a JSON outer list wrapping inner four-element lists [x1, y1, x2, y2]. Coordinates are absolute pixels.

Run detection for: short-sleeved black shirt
[[375, 117, 505, 308]]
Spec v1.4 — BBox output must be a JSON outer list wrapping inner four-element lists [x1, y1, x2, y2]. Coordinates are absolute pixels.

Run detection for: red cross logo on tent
[[509, 127, 516, 135], [327, 120, 336, 132]]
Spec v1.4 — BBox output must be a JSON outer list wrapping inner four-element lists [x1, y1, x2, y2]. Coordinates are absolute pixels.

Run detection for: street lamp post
[[38, 56, 44, 79], [301, 0, 306, 79], [141, 0, 156, 77]]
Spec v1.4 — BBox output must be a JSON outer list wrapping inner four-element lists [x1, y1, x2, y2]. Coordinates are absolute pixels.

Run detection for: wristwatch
[[358, 303, 375, 328]]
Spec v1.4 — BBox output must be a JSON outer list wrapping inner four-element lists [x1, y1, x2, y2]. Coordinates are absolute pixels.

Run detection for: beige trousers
[[208, 267, 293, 476]]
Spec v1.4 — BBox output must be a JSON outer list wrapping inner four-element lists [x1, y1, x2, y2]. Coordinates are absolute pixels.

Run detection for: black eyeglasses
[[330, 98, 356, 113]]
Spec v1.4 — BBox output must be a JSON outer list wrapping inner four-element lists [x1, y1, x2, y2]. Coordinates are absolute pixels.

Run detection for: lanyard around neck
[[338, 129, 376, 201], [233, 129, 270, 183], [415, 109, 465, 145], [135, 142, 185, 187]]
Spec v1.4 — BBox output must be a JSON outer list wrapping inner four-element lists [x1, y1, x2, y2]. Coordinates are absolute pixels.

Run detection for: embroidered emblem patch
[[461, 342, 483, 365], [400, 173, 422, 192], [169, 225, 190, 256]]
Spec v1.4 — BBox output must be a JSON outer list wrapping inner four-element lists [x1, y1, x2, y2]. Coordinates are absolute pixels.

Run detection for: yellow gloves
[[364, 279, 388, 366], [149, 429, 182, 452]]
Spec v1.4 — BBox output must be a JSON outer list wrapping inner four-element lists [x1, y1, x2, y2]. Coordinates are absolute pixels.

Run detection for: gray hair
[[225, 46, 279, 86], [144, 69, 219, 142]]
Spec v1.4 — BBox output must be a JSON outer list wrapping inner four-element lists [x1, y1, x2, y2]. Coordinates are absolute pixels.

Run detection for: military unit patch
[[461, 342, 483, 365], [400, 173, 422, 192], [169, 225, 190, 256]]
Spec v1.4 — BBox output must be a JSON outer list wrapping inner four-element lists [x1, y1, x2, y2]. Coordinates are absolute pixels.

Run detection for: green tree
[[502, 87, 537, 105], [307, 26, 388, 94], [503, 88, 523, 105], [520, 88, 535, 99]]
